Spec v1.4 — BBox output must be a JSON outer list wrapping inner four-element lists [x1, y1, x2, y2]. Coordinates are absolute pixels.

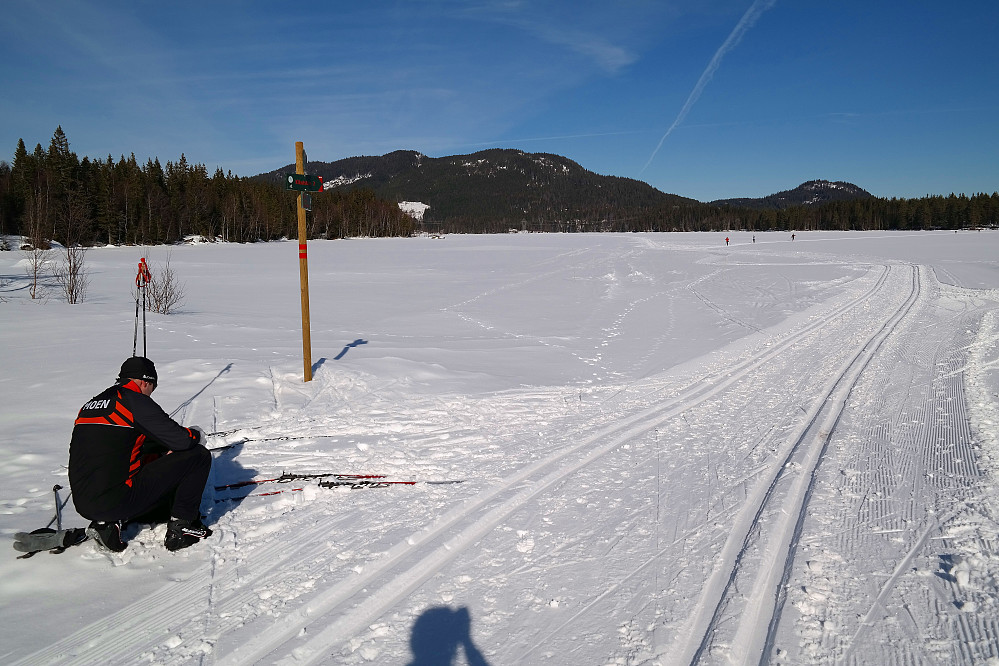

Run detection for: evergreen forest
[[2, 128, 997, 249], [0, 127, 416, 248]]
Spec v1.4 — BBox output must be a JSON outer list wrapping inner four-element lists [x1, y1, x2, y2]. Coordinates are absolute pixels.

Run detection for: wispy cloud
[[460, 1, 638, 73], [641, 0, 777, 173], [529, 24, 636, 73], [467, 129, 643, 147]]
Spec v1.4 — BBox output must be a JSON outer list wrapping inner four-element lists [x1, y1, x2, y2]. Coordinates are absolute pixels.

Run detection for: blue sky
[[2, 1, 996, 202]]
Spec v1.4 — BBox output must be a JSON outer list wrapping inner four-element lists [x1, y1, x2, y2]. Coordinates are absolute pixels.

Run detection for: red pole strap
[[299, 243, 308, 260], [136, 258, 152, 287]]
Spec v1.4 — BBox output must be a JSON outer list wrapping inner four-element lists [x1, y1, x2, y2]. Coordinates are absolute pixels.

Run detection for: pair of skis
[[214, 471, 462, 501]]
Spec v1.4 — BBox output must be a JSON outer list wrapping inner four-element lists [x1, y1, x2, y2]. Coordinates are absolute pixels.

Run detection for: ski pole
[[133, 287, 141, 357], [142, 284, 147, 356], [53, 485, 63, 532], [133, 258, 152, 357], [140, 258, 150, 357], [45, 484, 70, 530]]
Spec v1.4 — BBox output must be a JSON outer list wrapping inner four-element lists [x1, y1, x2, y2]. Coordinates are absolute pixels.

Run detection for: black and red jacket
[[69, 380, 202, 518]]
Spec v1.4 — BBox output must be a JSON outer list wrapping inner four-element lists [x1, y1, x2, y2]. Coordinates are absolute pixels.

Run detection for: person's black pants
[[91, 446, 212, 523]]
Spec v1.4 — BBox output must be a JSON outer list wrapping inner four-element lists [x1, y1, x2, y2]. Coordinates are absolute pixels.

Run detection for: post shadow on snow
[[312, 357, 327, 374], [206, 441, 260, 519], [333, 339, 368, 361], [406, 606, 490, 666]]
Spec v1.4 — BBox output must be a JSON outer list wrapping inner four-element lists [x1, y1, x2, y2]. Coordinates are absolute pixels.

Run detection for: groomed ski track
[[13, 244, 999, 665]]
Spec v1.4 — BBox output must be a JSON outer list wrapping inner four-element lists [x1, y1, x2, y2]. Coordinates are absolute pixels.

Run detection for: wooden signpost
[[286, 142, 323, 382]]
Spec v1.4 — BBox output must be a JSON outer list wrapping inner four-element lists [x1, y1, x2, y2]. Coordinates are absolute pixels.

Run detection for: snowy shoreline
[[2, 231, 998, 664]]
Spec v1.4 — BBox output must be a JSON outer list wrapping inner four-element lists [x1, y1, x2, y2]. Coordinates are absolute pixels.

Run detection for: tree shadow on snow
[[169, 363, 233, 421], [406, 606, 490, 666], [0, 272, 35, 294]]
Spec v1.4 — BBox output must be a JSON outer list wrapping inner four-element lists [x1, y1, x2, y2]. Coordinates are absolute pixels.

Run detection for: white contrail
[[641, 0, 777, 173]]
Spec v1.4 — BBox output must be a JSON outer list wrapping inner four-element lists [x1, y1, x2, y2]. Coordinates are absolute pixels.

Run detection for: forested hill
[[257, 150, 997, 233], [257, 149, 697, 232], [711, 180, 874, 209]]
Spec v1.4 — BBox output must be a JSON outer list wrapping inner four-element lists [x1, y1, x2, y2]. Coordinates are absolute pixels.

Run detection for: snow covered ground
[[2, 231, 999, 665]]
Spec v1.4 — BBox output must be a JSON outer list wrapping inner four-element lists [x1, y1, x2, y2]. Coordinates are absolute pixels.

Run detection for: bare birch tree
[[24, 246, 51, 300], [56, 245, 89, 303], [147, 253, 186, 314]]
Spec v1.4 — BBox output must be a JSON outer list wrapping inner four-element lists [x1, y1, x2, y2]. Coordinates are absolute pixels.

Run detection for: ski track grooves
[[15, 263, 907, 666], [665, 264, 920, 666], [224, 264, 901, 665]]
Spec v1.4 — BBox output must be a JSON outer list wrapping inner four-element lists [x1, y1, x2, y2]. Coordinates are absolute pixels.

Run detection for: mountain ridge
[[710, 180, 874, 209], [256, 149, 699, 228], [255, 149, 871, 214]]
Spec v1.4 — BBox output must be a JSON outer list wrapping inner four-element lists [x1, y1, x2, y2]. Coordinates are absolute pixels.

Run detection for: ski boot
[[87, 520, 127, 553], [165, 517, 213, 551]]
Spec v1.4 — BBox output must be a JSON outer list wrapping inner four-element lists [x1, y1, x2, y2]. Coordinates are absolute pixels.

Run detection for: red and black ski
[[214, 472, 386, 491], [214, 473, 463, 502]]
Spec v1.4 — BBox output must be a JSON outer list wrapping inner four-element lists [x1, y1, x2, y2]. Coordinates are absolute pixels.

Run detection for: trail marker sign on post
[[284, 173, 323, 192]]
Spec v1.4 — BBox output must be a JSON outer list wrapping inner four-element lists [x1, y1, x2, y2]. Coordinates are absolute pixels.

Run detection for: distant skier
[[725, 237, 730, 246], [791, 233, 796, 241], [68, 357, 213, 552], [752, 235, 756, 243]]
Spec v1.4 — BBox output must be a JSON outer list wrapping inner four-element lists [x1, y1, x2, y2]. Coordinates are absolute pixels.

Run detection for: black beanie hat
[[118, 356, 158, 385]]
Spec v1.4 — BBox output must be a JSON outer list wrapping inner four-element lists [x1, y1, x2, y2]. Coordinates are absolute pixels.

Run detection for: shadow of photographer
[[407, 605, 490, 666]]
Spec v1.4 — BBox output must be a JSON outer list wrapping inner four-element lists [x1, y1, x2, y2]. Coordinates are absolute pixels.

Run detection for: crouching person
[[69, 357, 213, 552]]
